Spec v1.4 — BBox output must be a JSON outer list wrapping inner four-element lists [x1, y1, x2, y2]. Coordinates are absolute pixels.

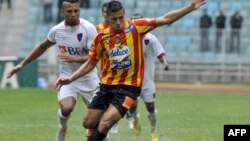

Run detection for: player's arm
[[149, 34, 169, 71], [57, 23, 98, 63], [158, 54, 169, 71], [7, 39, 55, 78], [57, 53, 89, 63], [156, 0, 206, 27], [55, 58, 98, 90], [55, 32, 102, 90]]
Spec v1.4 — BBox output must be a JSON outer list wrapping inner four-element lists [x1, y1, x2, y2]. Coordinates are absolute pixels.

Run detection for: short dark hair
[[63, 0, 79, 3], [106, 0, 124, 15], [131, 13, 144, 19], [102, 2, 109, 12]]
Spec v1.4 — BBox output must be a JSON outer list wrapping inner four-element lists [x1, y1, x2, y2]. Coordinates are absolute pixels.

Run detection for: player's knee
[[146, 102, 155, 113], [82, 119, 91, 128], [60, 107, 73, 117], [83, 117, 96, 128]]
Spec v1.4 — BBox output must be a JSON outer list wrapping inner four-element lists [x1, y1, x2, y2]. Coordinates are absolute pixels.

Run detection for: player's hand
[[54, 77, 72, 90], [6, 64, 23, 79], [57, 53, 76, 63], [191, 0, 206, 10], [162, 63, 169, 71]]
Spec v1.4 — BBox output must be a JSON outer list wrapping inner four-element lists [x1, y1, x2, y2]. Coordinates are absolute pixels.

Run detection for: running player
[[130, 13, 169, 141], [110, 14, 169, 141], [7, 0, 99, 141], [55, 1, 206, 140]]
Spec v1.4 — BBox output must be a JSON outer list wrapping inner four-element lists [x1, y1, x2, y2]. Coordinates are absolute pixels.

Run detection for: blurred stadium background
[[1, 1, 250, 141], [0, 0, 250, 88]]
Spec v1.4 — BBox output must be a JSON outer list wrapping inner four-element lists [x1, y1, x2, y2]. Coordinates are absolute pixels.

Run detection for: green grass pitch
[[0, 88, 250, 141]]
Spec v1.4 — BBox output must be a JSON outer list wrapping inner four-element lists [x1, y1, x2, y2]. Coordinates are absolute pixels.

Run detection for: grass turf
[[0, 88, 249, 141]]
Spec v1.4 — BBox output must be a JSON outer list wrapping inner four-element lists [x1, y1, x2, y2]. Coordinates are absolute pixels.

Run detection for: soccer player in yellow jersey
[[55, 0, 206, 140], [96, 2, 109, 33], [110, 14, 169, 141], [95, 2, 110, 74]]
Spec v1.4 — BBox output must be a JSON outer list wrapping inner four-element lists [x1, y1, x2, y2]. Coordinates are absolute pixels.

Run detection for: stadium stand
[[0, 0, 29, 56]]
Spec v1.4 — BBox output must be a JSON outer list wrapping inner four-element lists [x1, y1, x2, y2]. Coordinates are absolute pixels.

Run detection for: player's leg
[[129, 99, 139, 120], [111, 99, 139, 133], [145, 101, 158, 141], [110, 99, 139, 134], [87, 85, 140, 141], [84, 84, 114, 141], [77, 78, 101, 138], [56, 83, 78, 141], [87, 104, 122, 141], [127, 99, 141, 135], [141, 86, 159, 141], [125, 111, 134, 130], [145, 101, 157, 132]]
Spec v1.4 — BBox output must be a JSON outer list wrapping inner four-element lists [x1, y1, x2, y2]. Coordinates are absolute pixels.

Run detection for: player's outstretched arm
[[6, 39, 54, 79], [57, 53, 89, 63], [54, 58, 98, 90], [156, 0, 206, 27], [158, 55, 169, 71]]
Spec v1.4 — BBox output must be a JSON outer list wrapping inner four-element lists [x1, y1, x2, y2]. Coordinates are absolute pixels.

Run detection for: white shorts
[[140, 85, 155, 103], [58, 77, 99, 105]]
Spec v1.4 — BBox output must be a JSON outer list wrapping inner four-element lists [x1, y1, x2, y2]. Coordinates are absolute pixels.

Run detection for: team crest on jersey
[[114, 36, 121, 44], [144, 39, 150, 45], [77, 33, 83, 42]]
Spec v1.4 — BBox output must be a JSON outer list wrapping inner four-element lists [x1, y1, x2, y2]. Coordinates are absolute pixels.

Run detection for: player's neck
[[64, 19, 80, 27]]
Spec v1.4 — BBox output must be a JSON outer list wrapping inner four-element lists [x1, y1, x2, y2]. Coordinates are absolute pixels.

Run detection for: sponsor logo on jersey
[[125, 24, 134, 33], [109, 45, 132, 69], [58, 45, 86, 55], [111, 58, 132, 69], [109, 45, 130, 61]]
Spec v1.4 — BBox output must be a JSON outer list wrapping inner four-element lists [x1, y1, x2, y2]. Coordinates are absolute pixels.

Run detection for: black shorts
[[88, 84, 141, 117]]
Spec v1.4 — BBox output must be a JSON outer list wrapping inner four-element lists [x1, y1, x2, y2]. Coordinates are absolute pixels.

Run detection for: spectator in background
[[229, 10, 243, 54], [57, 0, 63, 23], [0, 0, 12, 11], [215, 9, 226, 53], [199, 9, 212, 52], [80, 0, 90, 8], [42, 0, 53, 23]]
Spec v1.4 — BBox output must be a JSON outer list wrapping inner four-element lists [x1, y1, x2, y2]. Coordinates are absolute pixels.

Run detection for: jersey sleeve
[[88, 34, 103, 61], [47, 26, 57, 43], [151, 34, 165, 58], [86, 22, 98, 50], [132, 18, 157, 35]]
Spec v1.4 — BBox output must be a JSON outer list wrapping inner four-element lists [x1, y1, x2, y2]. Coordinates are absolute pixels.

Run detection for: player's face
[[61, 2, 80, 26], [108, 9, 125, 33]]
